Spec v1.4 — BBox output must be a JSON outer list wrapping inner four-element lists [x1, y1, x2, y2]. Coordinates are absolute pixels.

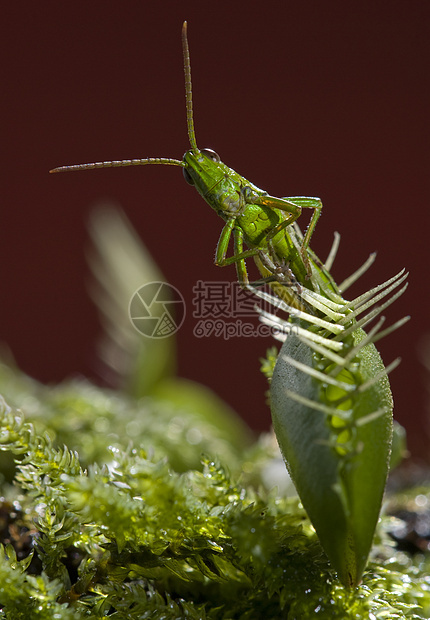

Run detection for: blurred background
[[2, 2, 429, 456]]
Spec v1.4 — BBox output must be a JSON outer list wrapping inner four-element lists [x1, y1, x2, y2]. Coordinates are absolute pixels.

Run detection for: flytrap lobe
[[252, 223, 409, 588]]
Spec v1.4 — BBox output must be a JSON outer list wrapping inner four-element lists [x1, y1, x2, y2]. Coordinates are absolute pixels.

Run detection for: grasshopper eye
[[183, 167, 195, 185], [201, 148, 220, 162]]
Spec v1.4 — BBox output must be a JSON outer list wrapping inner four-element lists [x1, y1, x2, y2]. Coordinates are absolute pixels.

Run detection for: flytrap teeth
[[251, 268, 407, 343], [340, 270, 408, 322], [257, 307, 344, 351], [248, 285, 344, 334]]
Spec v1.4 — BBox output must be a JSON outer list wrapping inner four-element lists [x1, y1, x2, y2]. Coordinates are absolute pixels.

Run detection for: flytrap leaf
[[255, 238, 408, 588]]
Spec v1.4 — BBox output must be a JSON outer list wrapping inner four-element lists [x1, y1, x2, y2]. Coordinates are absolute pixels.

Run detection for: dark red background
[[2, 3, 429, 455]]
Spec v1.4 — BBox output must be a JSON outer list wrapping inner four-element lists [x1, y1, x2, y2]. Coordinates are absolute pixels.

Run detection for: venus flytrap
[[253, 225, 408, 587]]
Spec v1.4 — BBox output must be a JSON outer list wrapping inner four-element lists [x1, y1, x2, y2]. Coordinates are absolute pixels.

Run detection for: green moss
[[0, 391, 428, 619]]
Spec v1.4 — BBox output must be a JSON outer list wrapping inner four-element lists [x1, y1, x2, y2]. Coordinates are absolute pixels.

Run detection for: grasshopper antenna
[[49, 23, 197, 174], [182, 21, 199, 155]]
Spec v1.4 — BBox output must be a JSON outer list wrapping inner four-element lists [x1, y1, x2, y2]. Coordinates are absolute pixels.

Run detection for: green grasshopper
[[51, 21, 337, 311], [51, 21, 409, 588]]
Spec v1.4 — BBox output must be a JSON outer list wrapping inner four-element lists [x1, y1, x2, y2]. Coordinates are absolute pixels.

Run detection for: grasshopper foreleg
[[215, 218, 260, 285]]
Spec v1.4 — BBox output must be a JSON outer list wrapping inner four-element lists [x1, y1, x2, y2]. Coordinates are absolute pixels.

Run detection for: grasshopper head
[[182, 148, 244, 218], [182, 148, 222, 193]]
